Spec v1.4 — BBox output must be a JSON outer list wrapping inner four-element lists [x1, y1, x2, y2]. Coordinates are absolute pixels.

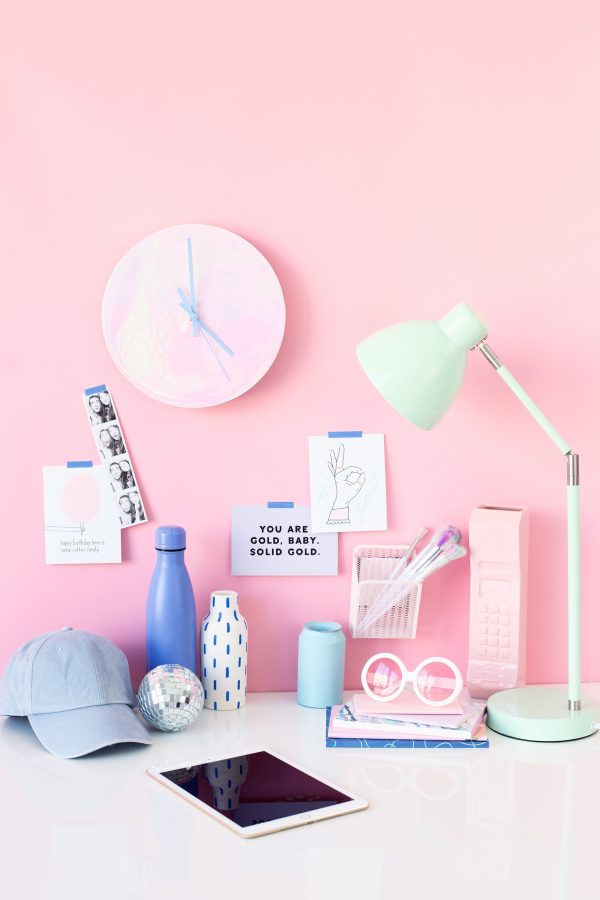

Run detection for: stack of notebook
[[326, 690, 488, 748]]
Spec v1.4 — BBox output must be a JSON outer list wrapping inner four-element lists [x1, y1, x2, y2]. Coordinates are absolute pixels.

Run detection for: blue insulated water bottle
[[146, 526, 197, 673]]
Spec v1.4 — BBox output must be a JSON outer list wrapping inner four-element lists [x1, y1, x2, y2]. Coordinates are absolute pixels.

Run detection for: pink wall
[[2, 1, 600, 691]]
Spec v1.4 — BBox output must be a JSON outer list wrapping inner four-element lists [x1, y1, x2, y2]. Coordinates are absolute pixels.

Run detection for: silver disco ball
[[137, 664, 204, 732]]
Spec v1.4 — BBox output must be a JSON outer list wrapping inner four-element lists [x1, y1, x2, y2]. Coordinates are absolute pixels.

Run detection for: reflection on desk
[[1, 690, 600, 900]]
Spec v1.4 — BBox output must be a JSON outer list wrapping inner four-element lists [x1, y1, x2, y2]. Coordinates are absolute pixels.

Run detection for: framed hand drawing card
[[308, 434, 387, 533]]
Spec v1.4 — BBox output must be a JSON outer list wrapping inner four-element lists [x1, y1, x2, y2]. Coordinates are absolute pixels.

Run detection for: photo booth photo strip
[[82, 384, 148, 528], [231, 504, 338, 576], [308, 432, 388, 533]]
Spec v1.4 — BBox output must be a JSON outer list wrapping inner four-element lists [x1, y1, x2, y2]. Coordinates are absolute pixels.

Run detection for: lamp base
[[487, 685, 600, 742]]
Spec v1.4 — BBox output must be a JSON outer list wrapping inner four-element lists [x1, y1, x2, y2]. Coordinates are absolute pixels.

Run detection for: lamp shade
[[356, 302, 488, 429]]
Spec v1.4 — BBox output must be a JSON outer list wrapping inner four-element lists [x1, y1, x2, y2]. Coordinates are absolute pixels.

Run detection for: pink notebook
[[353, 691, 463, 717]]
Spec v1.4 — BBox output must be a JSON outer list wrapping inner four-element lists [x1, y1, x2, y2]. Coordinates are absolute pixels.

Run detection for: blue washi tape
[[84, 384, 107, 396], [267, 501, 295, 508], [67, 461, 93, 468], [327, 431, 363, 438]]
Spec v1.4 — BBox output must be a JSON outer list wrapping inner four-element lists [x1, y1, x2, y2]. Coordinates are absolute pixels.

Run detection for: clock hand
[[187, 238, 199, 337], [200, 329, 231, 382], [180, 237, 234, 382], [177, 288, 235, 357], [181, 238, 235, 356], [178, 292, 230, 381], [177, 288, 230, 381]]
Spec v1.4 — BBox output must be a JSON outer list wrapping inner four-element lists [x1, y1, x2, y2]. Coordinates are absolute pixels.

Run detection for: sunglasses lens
[[415, 660, 459, 704], [364, 656, 403, 699]]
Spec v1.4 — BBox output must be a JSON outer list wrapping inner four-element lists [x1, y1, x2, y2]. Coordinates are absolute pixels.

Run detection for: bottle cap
[[155, 526, 186, 551]]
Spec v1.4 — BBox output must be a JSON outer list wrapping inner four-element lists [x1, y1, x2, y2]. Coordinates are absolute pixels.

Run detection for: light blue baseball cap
[[0, 627, 152, 758]]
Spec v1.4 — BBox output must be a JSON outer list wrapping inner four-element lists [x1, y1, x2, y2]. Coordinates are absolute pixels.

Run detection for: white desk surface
[[2, 688, 600, 900]]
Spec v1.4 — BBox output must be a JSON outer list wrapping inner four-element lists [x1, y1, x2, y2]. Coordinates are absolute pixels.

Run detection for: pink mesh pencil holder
[[349, 545, 423, 639]]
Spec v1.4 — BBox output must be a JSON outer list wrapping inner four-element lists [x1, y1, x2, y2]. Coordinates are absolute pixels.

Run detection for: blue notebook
[[325, 707, 489, 749]]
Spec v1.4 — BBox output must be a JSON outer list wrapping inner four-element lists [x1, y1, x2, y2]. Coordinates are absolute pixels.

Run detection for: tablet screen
[[159, 751, 352, 829]]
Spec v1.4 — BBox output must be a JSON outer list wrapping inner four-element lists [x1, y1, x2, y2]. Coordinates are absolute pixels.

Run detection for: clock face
[[102, 224, 285, 407]]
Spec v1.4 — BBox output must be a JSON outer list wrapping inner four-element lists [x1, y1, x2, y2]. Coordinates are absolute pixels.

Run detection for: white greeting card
[[308, 433, 387, 533], [232, 505, 338, 575], [43, 464, 122, 564]]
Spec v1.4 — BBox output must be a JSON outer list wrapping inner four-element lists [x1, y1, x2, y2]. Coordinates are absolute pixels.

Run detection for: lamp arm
[[479, 344, 571, 453], [478, 342, 581, 708]]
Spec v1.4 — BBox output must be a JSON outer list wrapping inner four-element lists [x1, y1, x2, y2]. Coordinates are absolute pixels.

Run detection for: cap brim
[[28, 703, 152, 758]]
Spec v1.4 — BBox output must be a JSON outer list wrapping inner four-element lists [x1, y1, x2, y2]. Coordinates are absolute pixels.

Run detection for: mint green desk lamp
[[357, 302, 599, 741]]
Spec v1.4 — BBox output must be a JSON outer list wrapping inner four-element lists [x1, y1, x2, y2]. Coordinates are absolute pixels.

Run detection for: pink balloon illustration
[[62, 475, 101, 523]]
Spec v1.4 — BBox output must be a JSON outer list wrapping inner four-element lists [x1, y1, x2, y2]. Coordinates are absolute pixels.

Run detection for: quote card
[[43, 465, 122, 564], [232, 506, 338, 576], [308, 434, 388, 533]]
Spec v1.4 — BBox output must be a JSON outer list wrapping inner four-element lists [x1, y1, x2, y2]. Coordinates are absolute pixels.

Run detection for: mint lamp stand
[[477, 342, 598, 741], [357, 302, 600, 741]]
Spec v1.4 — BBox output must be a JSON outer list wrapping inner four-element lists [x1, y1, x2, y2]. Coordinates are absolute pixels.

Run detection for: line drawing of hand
[[327, 444, 365, 525]]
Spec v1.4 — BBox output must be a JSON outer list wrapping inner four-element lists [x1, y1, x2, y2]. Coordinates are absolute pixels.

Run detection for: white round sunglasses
[[360, 653, 463, 707]]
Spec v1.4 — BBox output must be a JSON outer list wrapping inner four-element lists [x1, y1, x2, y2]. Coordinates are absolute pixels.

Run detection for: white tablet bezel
[[147, 746, 368, 838]]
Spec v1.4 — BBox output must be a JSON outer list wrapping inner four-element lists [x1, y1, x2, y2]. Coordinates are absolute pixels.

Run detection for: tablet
[[148, 747, 368, 838]]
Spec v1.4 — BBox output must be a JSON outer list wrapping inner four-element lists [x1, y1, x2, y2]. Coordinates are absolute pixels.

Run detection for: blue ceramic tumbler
[[297, 622, 345, 708]]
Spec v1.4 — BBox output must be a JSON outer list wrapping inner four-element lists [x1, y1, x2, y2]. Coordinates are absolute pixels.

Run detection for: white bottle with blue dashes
[[200, 591, 248, 711]]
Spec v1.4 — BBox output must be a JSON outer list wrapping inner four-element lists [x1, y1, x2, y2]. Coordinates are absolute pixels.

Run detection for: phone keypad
[[474, 597, 512, 661]]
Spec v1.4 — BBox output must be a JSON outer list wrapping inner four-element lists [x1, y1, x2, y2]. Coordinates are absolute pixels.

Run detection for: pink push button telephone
[[467, 506, 529, 700]]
